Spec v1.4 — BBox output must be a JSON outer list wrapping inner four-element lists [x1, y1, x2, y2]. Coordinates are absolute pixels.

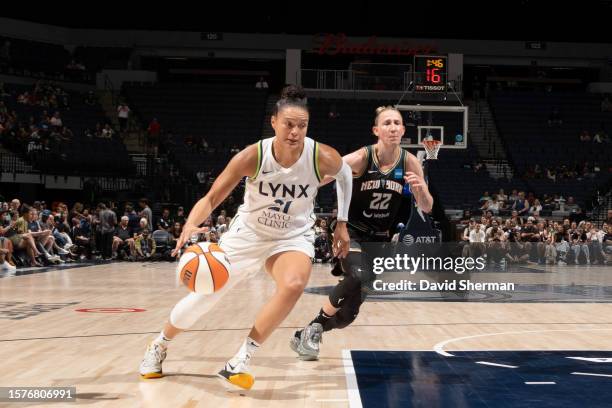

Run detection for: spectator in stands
[[101, 124, 114, 139], [541, 194, 555, 210], [467, 221, 486, 258], [134, 217, 150, 238], [512, 191, 530, 216], [505, 225, 529, 264], [9, 199, 20, 214], [97, 203, 117, 260], [0, 234, 15, 272], [461, 219, 475, 257], [134, 228, 155, 260], [123, 203, 139, 231], [169, 222, 182, 244], [528, 199, 542, 215], [603, 224, 612, 264], [215, 215, 228, 236], [255, 76, 269, 89], [587, 224, 606, 264], [8, 205, 43, 266], [542, 226, 557, 265], [208, 230, 219, 243], [497, 188, 508, 205], [157, 208, 173, 231], [117, 101, 130, 132], [459, 210, 472, 226], [49, 112, 64, 128], [570, 222, 590, 264], [552, 224, 570, 265], [507, 189, 519, 206], [579, 130, 591, 142], [565, 196, 580, 212], [138, 198, 152, 228], [175, 206, 186, 225], [314, 231, 332, 263], [479, 191, 491, 205], [509, 210, 524, 227], [0, 209, 16, 272], [45, 212, 73, 255], [113, 216, 134, 260], [147, 118, 161, 155], [71, 216, 92, 260], [314, 219, 329, 236], [486, 196, 501, 215]]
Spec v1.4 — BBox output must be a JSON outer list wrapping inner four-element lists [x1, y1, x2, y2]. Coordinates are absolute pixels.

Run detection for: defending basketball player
[[290, 106, 434, 360], [139, 85, 352, 390]]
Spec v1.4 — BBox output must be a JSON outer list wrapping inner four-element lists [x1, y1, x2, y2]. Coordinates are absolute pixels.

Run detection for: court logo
[[0, 301, 80, 320]]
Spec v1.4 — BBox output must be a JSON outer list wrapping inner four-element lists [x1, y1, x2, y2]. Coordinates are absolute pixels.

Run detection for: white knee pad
[[170, 291, 221, 329], [169, 270, 247, 330]]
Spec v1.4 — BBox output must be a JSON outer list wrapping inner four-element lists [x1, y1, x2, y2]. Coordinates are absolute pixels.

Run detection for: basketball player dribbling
[[291, 106, 434, 360], [139, 85, 353, 391]]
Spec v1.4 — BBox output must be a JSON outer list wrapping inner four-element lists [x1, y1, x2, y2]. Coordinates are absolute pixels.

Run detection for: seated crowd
[[0, 197, 234, 272], [459, 206, 612, 266]]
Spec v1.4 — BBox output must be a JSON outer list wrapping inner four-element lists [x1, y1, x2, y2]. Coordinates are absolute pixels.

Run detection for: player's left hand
[[332, 221, 350, 259], [404, 171, 427, 193]]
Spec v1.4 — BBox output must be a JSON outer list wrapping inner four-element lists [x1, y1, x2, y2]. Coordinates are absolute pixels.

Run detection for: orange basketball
[[176, 242, 231, 294]]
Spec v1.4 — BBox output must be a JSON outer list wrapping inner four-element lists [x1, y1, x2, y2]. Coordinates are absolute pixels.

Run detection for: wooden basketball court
[[2, 262, 612, 407]]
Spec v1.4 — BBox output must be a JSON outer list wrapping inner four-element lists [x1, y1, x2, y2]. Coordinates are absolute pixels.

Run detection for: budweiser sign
[[313, 33, 436, 56]]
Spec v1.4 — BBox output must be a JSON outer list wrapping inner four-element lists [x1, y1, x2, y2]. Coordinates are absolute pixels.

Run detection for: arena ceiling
[[3, 1, 612, 43]]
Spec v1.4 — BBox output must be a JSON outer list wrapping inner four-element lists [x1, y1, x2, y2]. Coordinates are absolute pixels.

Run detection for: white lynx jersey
[[236, 137, 321, 239]]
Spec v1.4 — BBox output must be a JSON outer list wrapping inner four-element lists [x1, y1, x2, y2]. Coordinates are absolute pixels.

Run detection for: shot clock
[[414, 55, 447, 92]]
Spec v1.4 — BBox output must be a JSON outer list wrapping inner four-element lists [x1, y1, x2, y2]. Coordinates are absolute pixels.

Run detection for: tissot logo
[[313, 33, 436, 56]]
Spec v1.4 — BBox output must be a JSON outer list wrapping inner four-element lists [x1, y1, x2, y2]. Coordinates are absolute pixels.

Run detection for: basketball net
[[422, 140, 442, 160]]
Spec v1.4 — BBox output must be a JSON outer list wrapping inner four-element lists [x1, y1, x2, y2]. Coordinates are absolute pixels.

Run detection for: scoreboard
[[414, 55, 447, 92]]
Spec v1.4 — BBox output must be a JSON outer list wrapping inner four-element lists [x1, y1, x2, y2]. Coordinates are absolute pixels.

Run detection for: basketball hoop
[[422, 140, 442, 160]]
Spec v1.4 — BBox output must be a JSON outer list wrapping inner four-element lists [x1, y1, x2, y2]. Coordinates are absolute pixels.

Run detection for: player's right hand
[[332, 221, 350, 259], [171, 224, 210, 257]]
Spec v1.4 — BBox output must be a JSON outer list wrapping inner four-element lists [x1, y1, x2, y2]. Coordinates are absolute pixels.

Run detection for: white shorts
[[169, 215, 315, 329], [219, 214, 315, 275]]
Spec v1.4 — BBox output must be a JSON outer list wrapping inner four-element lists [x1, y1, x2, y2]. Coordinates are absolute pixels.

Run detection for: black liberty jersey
[[348, 145, 406, 238]]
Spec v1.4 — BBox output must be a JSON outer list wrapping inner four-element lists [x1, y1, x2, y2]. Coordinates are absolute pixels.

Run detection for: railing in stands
[[0, 153, 37, 174]]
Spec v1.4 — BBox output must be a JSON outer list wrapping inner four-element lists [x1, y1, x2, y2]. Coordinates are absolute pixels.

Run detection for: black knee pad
[[326, 296, 363, 330], [335, 302, 361, 329], [339, 251, 366, 279], [329, 273, 362, 308]]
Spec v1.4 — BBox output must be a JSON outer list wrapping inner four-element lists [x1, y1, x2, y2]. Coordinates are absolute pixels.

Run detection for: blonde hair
[[374, 105, 402, 125]]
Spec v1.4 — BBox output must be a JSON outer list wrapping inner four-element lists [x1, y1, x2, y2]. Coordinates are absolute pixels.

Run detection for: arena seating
[[490, 91, 612, 207], [1, 83, 133, 176]]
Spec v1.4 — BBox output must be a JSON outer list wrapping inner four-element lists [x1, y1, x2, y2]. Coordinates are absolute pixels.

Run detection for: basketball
[[176, 242, 231, 294]]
